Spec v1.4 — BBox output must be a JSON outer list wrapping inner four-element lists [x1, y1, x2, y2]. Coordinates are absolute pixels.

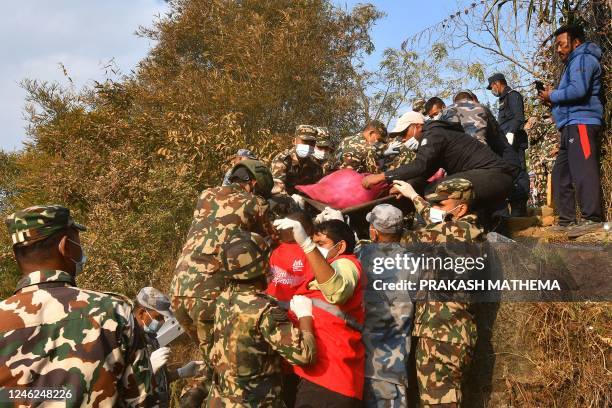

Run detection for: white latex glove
[[150, 347, 170, 374], [273, 218, 316, 253], [177, 361, 205, 378], [392, 180, 418, 200], [290, 295, 313, 319], [383, 140, 402, 156], [291, 194, 306, 210], [315, 207, 344, 224], [505, 132, 514, 146]]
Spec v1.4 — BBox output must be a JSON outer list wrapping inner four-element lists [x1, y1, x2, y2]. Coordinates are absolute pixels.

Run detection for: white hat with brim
[[390, 111, 425, 134]]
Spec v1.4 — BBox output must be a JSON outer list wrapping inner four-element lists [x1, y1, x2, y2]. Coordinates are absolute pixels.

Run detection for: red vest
[[292, 254, 365, 400], [266, 242, 309, 302]]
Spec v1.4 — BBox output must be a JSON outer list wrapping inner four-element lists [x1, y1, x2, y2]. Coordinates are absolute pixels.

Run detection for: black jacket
[[498, 86, 527, 149], [384, 120, 519, 182]]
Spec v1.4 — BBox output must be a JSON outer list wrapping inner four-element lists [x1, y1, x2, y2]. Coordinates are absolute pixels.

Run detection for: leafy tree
[[0, 0, 382, 296]]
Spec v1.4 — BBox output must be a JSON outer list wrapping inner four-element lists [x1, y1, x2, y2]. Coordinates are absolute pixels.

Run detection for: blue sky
[[0, 1, 475, 152]]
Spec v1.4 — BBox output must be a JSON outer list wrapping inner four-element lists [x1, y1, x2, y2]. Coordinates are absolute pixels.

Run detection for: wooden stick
[[546, 172, 553, 208]]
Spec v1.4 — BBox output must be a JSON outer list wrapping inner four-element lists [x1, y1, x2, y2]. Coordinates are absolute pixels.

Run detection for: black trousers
[[433, 168, 515, 209], [509, 147, 530, 203], [552, 124, 602, 225], [295, 378, 362, 408]]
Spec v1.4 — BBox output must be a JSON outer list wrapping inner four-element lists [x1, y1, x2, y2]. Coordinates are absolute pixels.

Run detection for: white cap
[[390, 111, 425, 134]]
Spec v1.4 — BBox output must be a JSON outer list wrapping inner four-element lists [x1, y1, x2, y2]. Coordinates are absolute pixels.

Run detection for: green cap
[[425, 179, 473, 203], [315, 127, 331, 147], [5, 205, 86, 246], [295, 125, 318, 141]]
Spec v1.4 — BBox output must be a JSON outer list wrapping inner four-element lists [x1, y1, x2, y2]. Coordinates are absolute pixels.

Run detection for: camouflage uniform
[[170, 182, 274, 373], [526, 115, 559, 206], [314, 126, 336, 175], [136, 287, 175, 408], [384, 143, 417, 172], [401, 180, 482, 407], [356, 204, 417, 408], [207, 232, 316, 407], [270, 125, 324, 195], [336, 133, 380, 174], [441, 101, 489, 145], [0, 205, 152, 407]]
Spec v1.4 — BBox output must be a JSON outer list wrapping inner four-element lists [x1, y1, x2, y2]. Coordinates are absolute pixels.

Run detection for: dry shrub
[[484, 302, 611, 407]]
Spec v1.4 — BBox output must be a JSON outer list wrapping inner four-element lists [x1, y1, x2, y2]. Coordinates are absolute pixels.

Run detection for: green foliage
[[0, 0, 381, 296]]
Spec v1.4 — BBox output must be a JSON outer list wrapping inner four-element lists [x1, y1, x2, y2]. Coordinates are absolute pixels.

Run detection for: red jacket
[[292, 254, 365, 399]]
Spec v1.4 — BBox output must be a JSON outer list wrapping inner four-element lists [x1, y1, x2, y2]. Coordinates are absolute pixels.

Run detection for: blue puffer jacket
[[550, 42, 603, 129]]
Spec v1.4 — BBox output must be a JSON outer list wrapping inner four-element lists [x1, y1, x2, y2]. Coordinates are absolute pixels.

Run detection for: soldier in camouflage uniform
[[0, 205, 152, 406], [134, 287, 204, 408], [336, 120, 387, 174], [271, 125, 325, 195], [394, 179, 482, 407], [357, 204, 418, 408], [314, 126, 336, 175], [526, 114, 559, 206], [170, 159, 275, 402], [206, 231, 317, 407]]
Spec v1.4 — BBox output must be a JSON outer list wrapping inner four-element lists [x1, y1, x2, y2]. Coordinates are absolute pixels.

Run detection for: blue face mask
[[144, 310, 163, 334]]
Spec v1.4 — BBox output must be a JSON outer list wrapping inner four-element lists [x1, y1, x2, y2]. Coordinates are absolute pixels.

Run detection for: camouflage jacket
[[442, 102, 489, 145], [0, 270, 152, 407], [144, 333, 170, 408], [171, 183, 273, 299], [336, 134, 380, 174], [270, 148, 324, 195], [207, 282, 316, 407], [314, 156, 336, 176], [402, 196, 484, 244], [384, 143, 417, 172], [402, 196, 483, 346], [357, 242, 418, 385]]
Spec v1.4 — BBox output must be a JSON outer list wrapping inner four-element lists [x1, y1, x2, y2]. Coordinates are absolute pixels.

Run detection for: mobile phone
[[535, 80, 545, 92], [156, 317, 185, 347]]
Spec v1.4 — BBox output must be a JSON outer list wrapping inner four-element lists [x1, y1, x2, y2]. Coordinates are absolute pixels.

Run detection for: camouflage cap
[[295, 125, 318, 141], [221, 231, 270, 281], [136, 287, 173, 318], [425, 178, 473, 203], [5, 205, 86, 247], [366, 204, 403, 234], [315, 127, 331, 147]]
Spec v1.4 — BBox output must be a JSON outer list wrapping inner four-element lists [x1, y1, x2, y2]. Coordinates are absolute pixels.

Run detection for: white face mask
[[67, 239, 87, 275], [313, 148, 327, 160], [429, 205, 461, 224], [404, 137, 419, 151], [429, 112, 442, 121], [316, 242, 339, 261], [295, 144, 313, 158]]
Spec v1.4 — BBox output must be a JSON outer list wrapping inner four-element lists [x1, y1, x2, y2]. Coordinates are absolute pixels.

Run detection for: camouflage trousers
[[364, 378, 407, 408], [171, 294, 215, 403], [171, 295, 215, 358], [415, 337, 472, 407]]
